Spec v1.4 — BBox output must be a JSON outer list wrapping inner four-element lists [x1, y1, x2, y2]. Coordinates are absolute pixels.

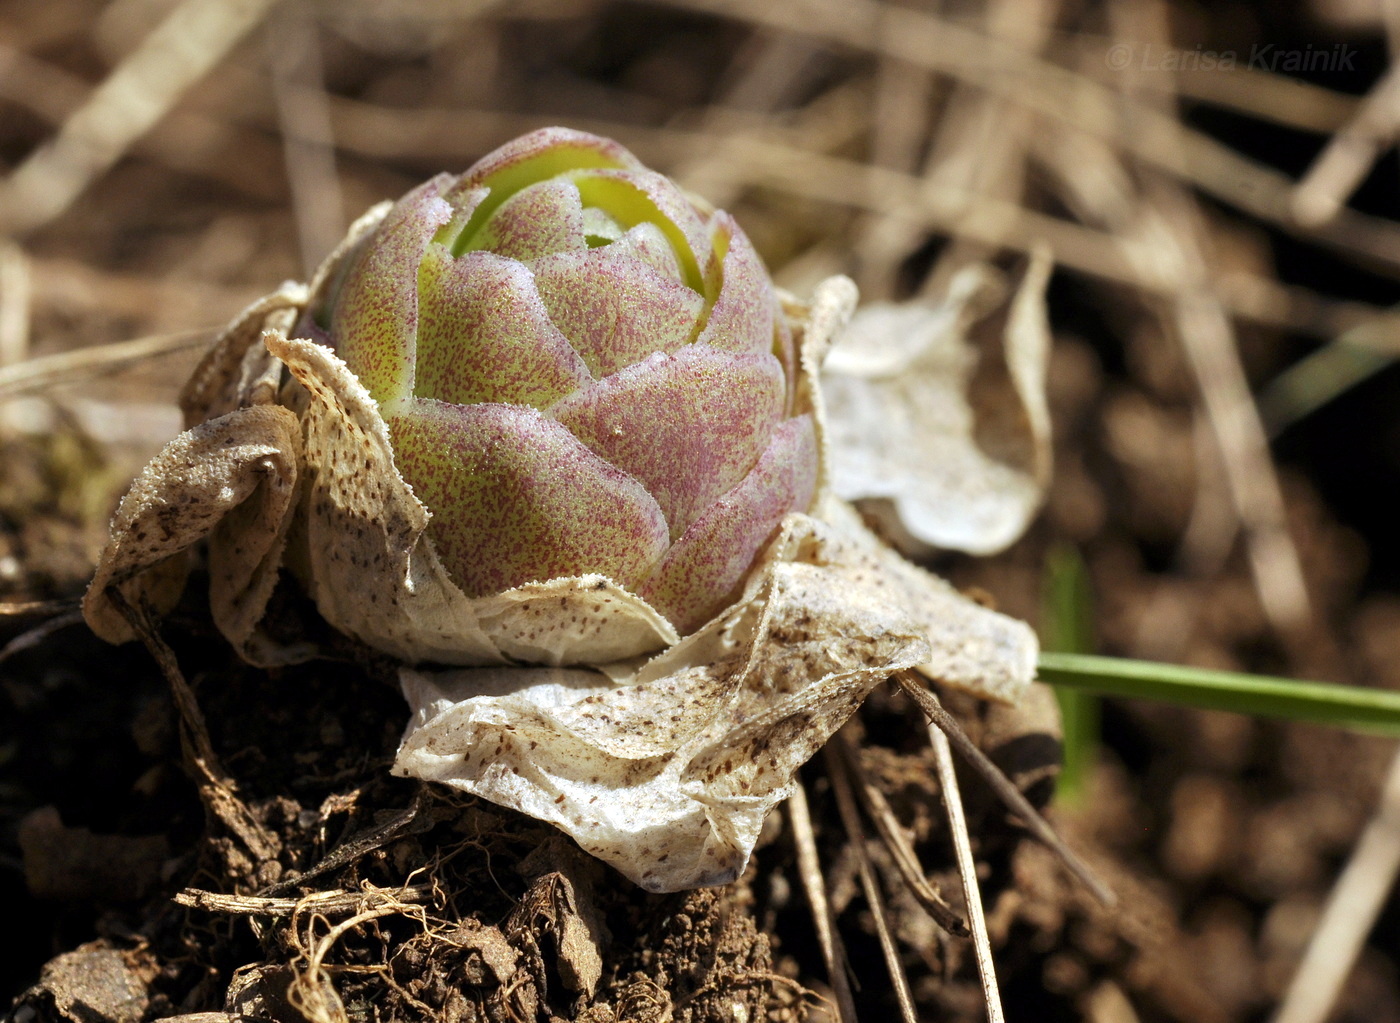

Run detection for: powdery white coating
[[822, 255, 1053, 556], [393, 514, 933, 892]]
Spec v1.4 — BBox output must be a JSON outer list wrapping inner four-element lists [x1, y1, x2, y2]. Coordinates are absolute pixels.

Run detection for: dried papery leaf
[[179, 286, 306, 426], [265, 330, 501, 664], [818, 498, 1037, 703], [786, 274, 858, 505], [83, 404, 301, 655], [394, 505, 1037, 889], [822, 252, 1053, 555], [472, 579, 680, 666], [394, 513, 932, 891]]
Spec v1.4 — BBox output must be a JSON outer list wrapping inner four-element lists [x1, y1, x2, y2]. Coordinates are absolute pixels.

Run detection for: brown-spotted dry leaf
[[83, 403, 301, 659], [179, 286, 306, 426], [394, 513, 932, 890], [394, 506, 1037, 890], [818, 497, 1038, 703]]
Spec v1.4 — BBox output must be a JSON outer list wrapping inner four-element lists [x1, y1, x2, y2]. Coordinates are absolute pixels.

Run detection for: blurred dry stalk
[[5, 0, 1400, 1019]]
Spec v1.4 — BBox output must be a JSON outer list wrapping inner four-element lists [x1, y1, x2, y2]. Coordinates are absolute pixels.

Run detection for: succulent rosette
[[83, 127, 1039, 890], [319, 127, 816, 637]]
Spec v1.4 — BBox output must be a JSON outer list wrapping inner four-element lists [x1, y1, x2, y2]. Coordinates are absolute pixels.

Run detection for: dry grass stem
[[1030, 68, 1312, 636], [175, 883, 437, 917], [1165, 246, 1313, 633], [823, 743, 920, 1023], [663, 0, 1400, 270], [0, 330, 211, 402], [1135, 53, 1359, 133], [831, 730, 968, 936], [1273, 746, 1400, 1023], [1113, 4, 1310, 635], [0, 599, 79, 617], [0, 0, 281, 235], [107, 587, 280, 867], [786, 782, 857, 1023], [1293, 62, 1400, 228], [259, 794, 426, 897], [0, 241, 31, 369], [896, 671, 1114, 906], [924, 709, 1005, 1023], [266, 0, 344, 276]]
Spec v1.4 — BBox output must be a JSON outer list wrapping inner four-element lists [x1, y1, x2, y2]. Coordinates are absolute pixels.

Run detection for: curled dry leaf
[[82, 129, 1041, 889], [822, 251, 1054, 555]]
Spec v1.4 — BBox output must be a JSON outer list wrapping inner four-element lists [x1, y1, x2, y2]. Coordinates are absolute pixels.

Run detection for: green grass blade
[[1041, 544, 1098, 807], [1037, 652, 1400, 737]]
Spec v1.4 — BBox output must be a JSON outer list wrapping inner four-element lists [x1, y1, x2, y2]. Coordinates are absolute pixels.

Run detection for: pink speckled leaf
[[615, 221, 684, 282], [469, 179, 587, 262], [566, 169, 710, 292], [697, 212, 776, 357], [530, 247, 704, 378], [386, 398, 671, 598], [549, 346, 786, 541], [640, 415, 817, 632], [414, 248, 592, 407], [457, 127, 642, 249], [330, 174, 457, 403]]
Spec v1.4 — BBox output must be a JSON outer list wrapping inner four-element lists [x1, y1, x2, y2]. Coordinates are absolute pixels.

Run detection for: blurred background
[[6, 0, 1400, 1020]]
